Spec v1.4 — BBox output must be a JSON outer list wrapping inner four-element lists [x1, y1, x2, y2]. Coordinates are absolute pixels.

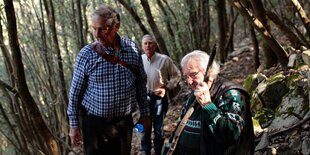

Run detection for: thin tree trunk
[[43, 0, 68, 106], [117, 0, 149, 35], [291, 0, 310, 40], [249, 24, 260, 70], [162, 0, 190, 57], [43, 0, 69, 153], [201, 0, 210, 51], [140, 0, 169, 55], [82, 0, 88, 44], [185, 0, 198, 49], [3, 0, 60, 154], [250, 0, 278, 68], [283, 16, 310, 47], [76, 0, 85, 49], [217, 0, 228, 63], [229, 0, 288, 66], [266, 11, 309, 48], [224, 10, 239, 55]]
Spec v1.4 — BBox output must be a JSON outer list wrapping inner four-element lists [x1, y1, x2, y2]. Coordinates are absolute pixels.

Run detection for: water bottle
[[156, 98, 162, 116], [133, 123, 144, 144], [134, 123, 144, 133]]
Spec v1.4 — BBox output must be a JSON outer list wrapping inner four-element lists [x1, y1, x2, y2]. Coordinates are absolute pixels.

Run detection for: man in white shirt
[[141, 34, 181, 155]]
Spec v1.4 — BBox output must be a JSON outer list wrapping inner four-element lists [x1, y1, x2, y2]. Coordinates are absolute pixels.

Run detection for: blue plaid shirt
[[67, 36, 149, 128]]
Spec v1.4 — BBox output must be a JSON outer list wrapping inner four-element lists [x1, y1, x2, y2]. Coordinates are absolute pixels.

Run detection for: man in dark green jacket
[[163, 50, 254, 155]]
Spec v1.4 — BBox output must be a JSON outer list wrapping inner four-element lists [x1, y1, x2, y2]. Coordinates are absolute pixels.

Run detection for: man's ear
[[115, 23, 120, 30]]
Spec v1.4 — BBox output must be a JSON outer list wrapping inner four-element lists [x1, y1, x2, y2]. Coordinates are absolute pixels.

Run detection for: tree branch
[[0, 79, 19, 96]]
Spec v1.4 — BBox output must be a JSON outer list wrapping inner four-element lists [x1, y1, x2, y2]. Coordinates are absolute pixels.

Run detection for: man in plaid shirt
[[67, 5, 150, 155]]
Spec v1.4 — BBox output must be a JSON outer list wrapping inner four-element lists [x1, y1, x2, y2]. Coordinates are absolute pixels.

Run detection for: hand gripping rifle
[[166, 44, 217, 155]]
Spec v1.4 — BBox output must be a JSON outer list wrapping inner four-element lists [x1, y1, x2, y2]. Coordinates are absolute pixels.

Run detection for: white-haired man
[[164, 50, 254, 155]]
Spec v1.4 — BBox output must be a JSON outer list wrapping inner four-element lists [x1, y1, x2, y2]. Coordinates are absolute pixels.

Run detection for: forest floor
[[131, 44, 258, 155]]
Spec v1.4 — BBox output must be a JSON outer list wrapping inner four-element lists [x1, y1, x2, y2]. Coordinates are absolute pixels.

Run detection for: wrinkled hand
[[140, 115, 151, 132], [69, 128, 82, 147], [154, 87, 166, 97], [194, 82, 211, 107]]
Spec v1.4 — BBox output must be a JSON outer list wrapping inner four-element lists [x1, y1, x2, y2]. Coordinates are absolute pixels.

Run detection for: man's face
[[182, 60, 205, 90], [142, 38, 157, 56], [92, 15, 119, 45]]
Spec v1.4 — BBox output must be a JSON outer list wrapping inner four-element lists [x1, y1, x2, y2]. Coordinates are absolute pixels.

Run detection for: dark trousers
[[141, 93, 168, 155], [82, 114, 133, 155]]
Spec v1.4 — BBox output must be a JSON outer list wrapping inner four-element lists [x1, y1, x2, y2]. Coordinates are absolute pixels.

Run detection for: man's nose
[[186, 78, 193, 85], [94, 30, 99, 38]]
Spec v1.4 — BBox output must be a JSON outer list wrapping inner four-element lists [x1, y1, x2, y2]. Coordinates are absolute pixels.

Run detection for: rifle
[[166, 45, 217, 155]]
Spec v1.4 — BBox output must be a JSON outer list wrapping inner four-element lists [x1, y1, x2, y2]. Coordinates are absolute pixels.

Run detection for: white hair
[[180, 50, 220, 75], [142, 34, 156, 43]]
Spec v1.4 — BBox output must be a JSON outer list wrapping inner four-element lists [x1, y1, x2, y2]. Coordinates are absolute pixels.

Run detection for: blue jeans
[[141, 93, 168, 155]]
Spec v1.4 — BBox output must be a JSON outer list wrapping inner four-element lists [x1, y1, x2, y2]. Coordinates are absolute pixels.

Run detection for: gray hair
[[142, 34, 156, 43], [92, 5, 120, 27], [180, 50, 220, 75]]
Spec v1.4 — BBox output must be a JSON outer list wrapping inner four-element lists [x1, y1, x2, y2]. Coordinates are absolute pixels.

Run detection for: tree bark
[[266, 11, 309, 48], [162, 0, 191, 56], [140, 0, 169, 56], [224, 9, 238, 55], [291, 0, 310, 40], [249, 24, 260, 70], [217, 0, 228, 63], [201, 0, 211, 51], [43, 0, 68, 105], [43, 0, 69, 153], [250, 0, 278, 68], [76, 0, 85, 49], [117, 0, 149, 35], [185, 0, 198, 49], [3, 0, 60, 154]]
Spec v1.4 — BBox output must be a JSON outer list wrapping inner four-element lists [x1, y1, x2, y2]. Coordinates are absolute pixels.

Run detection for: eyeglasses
[[184, 71, 200, 79]]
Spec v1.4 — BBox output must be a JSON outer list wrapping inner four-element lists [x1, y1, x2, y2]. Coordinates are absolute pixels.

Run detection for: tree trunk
[[156, 0, 180, 57], [76, 0, 85, 49], [266, 11, 309, 48], [140, 0, 169, 56], [3, 0, 60, 154], [250, 0, 278, 68], [224, 8, 238, 54], [0, 14, 27, 155], [291, 0, 310, 40], [43, 0, 69, 105], [249, 24, 260, 70], [185, 0, 198, 49], [201, 0, 211, 51], [229, 0, 288, 66], [43, 0, 69, 153], [217, 0, 228, 63], [162, 0, 191, 57], [117, 0, 149, 35]]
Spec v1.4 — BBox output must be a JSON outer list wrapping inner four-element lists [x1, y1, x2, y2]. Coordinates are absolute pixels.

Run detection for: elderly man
[[67, 5, 150, 155], [141, 34, 181, 155], [164, 50, 254, 155]]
